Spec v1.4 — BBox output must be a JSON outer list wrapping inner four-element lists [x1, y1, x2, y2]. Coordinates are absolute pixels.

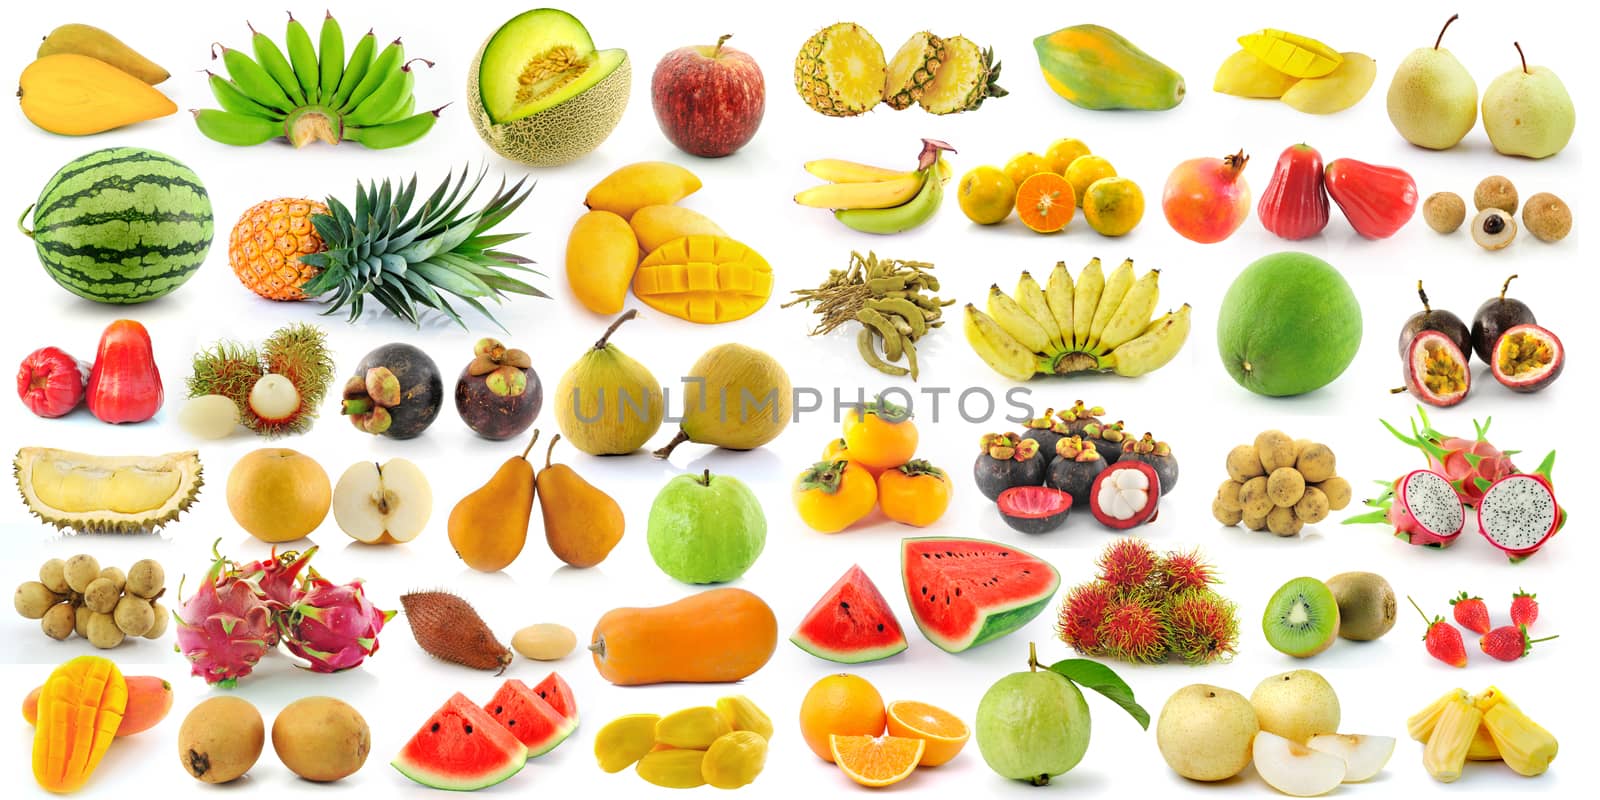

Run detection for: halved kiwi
[[1262, 577, 1340, 658]]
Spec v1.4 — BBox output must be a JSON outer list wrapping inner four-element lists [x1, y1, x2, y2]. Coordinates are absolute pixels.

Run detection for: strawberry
[[1510, 589, 1539, 628], [1479, 624, 1558, 662], [1409, 596, 1467, 668], [1449, 592, 1491, 634]]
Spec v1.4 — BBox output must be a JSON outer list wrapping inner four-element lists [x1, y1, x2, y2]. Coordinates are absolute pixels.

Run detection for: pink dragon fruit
[[1344, 469, 1464, 547], [278, 569, 395, 673], [173, 554, 276, 688], [224, 544, 318, 646], [1383, 406, 1520, 507], [1477, 451, 1565, 562]]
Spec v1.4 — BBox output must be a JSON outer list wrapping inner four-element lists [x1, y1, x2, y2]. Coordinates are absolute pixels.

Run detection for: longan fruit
[[1295, 443, 1337, 484], [41, 603, 75, 640], [1424, 192, 1466, 233], [1267, 467, 1307, 508], [1295, 487, 1330, 524], [1266, 505, 1305, 537], [1316, 477, 1353, 511], [1239, 476, 1273, 517], [15, 581, 60, 619], [1523, 192, 1571, 243], [1212, 496, 1244, 526], [1216, 479, 1244, 512], [113, 595, 155, 637], [127, 560, 166, 599], [86, 612, 125, 649], [1242, 510, 1269, 532], [1255, 431, 1296, 472], [99, 567, 126, 594], [144, 603, 170, 640], [74, 604, 92, 638], [39, 559, 70, 595], [1226, 445, 1266, 483], [1474, 175, 1518, 214], [64, 555, 100, 594], [83, 578, 120, 614]]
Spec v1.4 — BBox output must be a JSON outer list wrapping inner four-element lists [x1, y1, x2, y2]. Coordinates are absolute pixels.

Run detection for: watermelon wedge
[[791, 564, 908, 663], [485, 676, 578, 758], [393, 692, 527, 790], [901, 537, 1060, 653], [530, 671, 578, 723]]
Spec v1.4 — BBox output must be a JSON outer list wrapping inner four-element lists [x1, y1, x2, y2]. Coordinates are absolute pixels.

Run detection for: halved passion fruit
[[996, 486, 1072, 534], [1400, 329, 1470, 407], [467, 9, 630, 167], [1490, 324, 1563, 393]]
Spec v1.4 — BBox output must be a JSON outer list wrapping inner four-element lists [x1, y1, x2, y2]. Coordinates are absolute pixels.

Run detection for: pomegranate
[[1162, 150, 1251, 243]]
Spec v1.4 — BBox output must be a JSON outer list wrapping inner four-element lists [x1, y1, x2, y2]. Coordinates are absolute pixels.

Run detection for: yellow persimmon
[[877, 461, 951, 527], [794, 460, 878, 533]]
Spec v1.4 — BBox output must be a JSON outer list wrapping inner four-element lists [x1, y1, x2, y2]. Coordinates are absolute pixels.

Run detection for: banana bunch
[[796, 138, 954, 235], [196, 12, 441, 150], [964, 258, 1191, 380]]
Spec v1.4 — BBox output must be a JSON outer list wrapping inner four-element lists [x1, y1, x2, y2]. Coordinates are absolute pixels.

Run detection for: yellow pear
[[538, 434, 624, 568], [448, 430, 539, 571]]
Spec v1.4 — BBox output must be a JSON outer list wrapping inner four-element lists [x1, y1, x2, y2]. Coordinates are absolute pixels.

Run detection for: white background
[[2, 0, 1590, 797]]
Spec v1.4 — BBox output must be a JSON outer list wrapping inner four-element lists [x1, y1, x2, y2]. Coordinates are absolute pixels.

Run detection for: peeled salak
[[1257, 143, 1330, 240]]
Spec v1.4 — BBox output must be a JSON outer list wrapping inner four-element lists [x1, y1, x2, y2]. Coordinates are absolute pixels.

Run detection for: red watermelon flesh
[[393, 692, 527, 790], [900, 537, 1061, 653], [485, 678, 577, 757], [530, 671, 578, 724], [791, 564, 909, 663]]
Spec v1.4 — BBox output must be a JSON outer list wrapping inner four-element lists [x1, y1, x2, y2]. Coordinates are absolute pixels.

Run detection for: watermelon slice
[[530, 671, 578, 723], [393, 692, 527, 790], [485, 676, 578, 758], [900, 537, 1061, 653], [790, 564, 908, 663]]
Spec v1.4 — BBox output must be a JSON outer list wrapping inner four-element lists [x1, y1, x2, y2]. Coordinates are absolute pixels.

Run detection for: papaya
[[1033, 25, 1185, 111], [632, 235, 773, 324], [38, 24, 169, 85], [24, 675, 172, 737], [18, 53, 176, 135], [32, 656, 127, 793], [590, 588, 777, 685]]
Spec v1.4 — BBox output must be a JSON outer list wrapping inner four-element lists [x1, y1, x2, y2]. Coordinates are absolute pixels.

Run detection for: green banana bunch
[[824, 138, 955, 235], [195, 12, 441, 150], [964, 258, 1191, 380]]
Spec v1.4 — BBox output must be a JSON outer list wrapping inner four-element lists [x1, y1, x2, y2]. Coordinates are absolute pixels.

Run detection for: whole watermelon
[[23, 147, 212, 304]]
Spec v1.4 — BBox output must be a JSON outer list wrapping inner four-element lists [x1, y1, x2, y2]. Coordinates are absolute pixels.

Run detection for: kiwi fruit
[[1325, 572, 1396, 642], [1262, 577, 1340, 658]]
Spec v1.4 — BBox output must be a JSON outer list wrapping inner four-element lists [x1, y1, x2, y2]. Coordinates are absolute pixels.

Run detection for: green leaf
[[1045, 659, 1149, 730]]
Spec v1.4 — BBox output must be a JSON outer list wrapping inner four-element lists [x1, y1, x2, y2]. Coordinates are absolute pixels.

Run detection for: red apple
[[652, 34, 764, 158]]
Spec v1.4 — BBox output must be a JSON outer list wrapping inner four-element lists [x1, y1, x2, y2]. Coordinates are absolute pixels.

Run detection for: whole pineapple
[[230, 199, 330, 301], [795, 22, 886, 116], [884, 32, 945, 110], [918, 36, 1008, 115]]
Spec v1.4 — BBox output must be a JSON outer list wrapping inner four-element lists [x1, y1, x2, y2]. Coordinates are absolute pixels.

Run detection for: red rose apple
[[652, 34, 764, 157]]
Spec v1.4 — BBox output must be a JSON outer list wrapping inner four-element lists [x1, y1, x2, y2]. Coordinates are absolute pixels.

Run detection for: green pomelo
[[647, 470, 766, 584], [1216, 252, 1362, 397], [976, 669, 1091, 785]]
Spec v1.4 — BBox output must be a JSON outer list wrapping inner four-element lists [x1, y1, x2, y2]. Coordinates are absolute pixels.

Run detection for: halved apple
[[1253, 731, 1346, 797], [1307, 733, 1395, 782], [332, 458, 432, 544]]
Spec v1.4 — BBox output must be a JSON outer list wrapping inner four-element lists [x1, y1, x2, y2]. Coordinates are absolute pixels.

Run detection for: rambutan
[[1165, 590, 1239, 664], [1096, 537, 1158, 588], [1057, 581, 1115, 655], [187, 323, 334, 437], [1099, 595, 1168, 663], [1158, 548, 1217, 593]]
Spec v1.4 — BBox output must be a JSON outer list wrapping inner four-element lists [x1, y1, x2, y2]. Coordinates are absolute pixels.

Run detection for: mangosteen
[[1046, 436, 1107, 507], [973, 433, 1046, 501], [342, 343, 443, 439], [1089, 461, 1161, 530], [1056, 401, 1105, 435], [996, 486, 1073, 534], [1398, 280, 1471, 362], [1117, 432, 1180, 492], [1488, 324, 1564, 393], [1470, 275, 1536, 362], [455, 338, 542, 440], [1081, 418, 1127, 449], [1018, 408, 1071, 456]]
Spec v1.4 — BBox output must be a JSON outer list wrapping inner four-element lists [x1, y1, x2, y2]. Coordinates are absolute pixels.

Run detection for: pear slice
[[1307, 733, 1395, 782], [333, 458, 433, 544], [1253, 731, 1346, 796]]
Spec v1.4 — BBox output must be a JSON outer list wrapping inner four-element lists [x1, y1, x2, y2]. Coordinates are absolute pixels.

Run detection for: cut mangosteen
[[1470, 274, 1536, 362], [342, 343, 443, 439], [1398, 330, 1470, 407], [996, 486, 1073, 534], [1117, 432, 1179, 492], [1046, 436, 1106, 507], [973, 433, 1046, 501], [1088, 461, 1161, 530], [1490, 324, 1563, 393], [456, 337, 543, 440], [1398, 280, 1471, 362]]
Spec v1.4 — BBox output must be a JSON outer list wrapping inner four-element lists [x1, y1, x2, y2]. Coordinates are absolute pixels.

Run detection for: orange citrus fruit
[[831, 734, 925, 787], [1016, 173, 1076, 233], [1082, 176, 1145, 237], [958, 166, 1017, 225], [1044, 138, 1092, 174], [1064, 154, 1116, 207], [1003, 152, 1053, 187], [799, 674, 886, 762], [885, 700, 969, 766]]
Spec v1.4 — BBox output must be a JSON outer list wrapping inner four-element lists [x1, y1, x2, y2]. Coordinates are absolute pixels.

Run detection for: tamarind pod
[[856, 328, 909, 377], [857, 309, 905, 361]]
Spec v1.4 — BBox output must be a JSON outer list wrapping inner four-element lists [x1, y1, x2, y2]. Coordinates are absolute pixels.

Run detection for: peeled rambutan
[[1099, 594, 1168, 663], [1158, 549, 1218, 593], [1096, 537, 1158, 588], [1057, 581, 1115, 655], [1165, 590, 1239, 664]]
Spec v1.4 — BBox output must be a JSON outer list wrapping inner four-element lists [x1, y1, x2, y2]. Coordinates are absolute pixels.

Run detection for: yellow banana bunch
[[794, 139, 955, 236], [964, 258, 1189, 380]]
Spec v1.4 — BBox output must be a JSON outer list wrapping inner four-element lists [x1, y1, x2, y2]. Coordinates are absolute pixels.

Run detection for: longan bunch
[[13, 555, 167, 648], [1213, 431, 1351, 536]]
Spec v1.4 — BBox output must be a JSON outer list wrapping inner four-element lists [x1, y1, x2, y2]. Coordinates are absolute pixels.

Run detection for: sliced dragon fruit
[[1343, 469, 1464, 548], [1381, 406, 1519, 507], [1477, 452, 1564, 562]]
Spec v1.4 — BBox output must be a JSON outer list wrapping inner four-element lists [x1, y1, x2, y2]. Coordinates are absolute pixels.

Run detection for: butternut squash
[[590, 588, 777, 685], [18, 54, 176, 136], [32, 656, 127, 793]]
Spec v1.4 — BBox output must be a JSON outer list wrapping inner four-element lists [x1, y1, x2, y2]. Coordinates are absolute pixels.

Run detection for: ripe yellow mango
[[633, 236, 772, 324], [1214, 49, 1298, 98], [566, 210, 638, 315], [630, 205, 727, 253], [18, 54, 176, 135], [584, 162, 701, 220]]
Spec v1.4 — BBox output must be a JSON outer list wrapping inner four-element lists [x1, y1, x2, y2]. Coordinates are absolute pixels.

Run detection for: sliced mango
[[1237, 29, 1342, 78], [633, 235, 772, 324], [32, 656, 127, 793]]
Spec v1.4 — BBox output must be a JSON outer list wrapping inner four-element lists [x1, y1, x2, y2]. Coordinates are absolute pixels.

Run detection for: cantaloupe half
[[467, 9, 629, 167]]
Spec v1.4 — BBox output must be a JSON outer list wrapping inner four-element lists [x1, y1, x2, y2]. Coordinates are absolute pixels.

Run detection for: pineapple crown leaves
[[979, 46, 1008, 100], [298, 166, 546, 330]]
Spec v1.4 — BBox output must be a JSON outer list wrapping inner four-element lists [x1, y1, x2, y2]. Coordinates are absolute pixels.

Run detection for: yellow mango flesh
[[633, 235, 773, 324], [33, 657, 127, 793]]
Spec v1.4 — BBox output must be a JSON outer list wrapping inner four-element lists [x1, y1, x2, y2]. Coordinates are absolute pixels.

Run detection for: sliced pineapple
[[883, 32, 945, 110], [15, 448, 202, 534], [918, 35, 1008, 115], [794, 22, 886, 116]]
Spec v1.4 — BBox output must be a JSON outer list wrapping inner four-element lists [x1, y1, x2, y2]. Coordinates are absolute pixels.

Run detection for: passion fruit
[[1489, 324, 1563, 393], [1397, 280, 1471, 362], [996, 486, 1073, 534], [1470, 275, 1537, 362], [1398, 329, 1470, 407]]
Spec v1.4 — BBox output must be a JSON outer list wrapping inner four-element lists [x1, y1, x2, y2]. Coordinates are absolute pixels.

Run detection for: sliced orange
[[1015, 172, 1076, 233], [830, 734, 925, 788], [885, 700, 969, 767]]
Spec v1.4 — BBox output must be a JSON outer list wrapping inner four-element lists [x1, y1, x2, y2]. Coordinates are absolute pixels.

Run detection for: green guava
[[646, 469, 766, 583], [975, 667, 1091, 785], [1216, 251, 1363, 397]]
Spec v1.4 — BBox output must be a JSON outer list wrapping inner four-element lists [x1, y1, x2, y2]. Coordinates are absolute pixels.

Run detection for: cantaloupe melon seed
[[517, 47, 589, 104]]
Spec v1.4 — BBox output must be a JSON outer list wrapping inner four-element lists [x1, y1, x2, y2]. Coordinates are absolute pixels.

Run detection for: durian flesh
[[14, 448, 202, 533]]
